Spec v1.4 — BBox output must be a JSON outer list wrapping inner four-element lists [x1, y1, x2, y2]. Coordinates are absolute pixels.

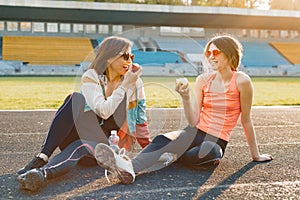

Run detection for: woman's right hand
[[175, 78, 190, 99], [121, 64, 142, 89]]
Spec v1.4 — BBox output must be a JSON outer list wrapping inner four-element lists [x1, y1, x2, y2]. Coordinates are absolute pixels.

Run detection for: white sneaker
[[94, 143, 135, 184]]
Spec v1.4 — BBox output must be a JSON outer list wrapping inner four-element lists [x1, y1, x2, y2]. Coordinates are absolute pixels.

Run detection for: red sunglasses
[[120, 52, 134, 61], [206, 49, 222, 57]]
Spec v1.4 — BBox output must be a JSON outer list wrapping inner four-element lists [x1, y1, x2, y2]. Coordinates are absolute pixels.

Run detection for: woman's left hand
[[253, 154, 273, 162]]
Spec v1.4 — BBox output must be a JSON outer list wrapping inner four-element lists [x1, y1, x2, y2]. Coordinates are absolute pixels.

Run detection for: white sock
[[37, 153, 48, 162]]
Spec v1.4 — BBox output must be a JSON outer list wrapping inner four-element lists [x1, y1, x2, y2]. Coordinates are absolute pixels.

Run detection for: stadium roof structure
[[0, 0, 300, 31]]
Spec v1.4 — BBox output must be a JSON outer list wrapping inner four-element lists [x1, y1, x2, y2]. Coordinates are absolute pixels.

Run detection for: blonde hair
[[204, 34, 243, 71], [89, 36, 133, 75]]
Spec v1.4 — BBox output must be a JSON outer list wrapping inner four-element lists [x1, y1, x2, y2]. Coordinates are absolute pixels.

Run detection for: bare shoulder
[[196, 72, 213, 84], [236, 71, 253, 92], [236, 71, 252, 84]]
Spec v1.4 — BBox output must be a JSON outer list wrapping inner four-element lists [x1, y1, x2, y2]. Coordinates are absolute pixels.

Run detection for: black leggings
[[132, 126, 227, 173], [42, 140, 98, 179], [39, 92, 126, 179]]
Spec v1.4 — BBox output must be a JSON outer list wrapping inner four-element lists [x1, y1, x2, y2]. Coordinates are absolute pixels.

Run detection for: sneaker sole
[[17, 170, 43, 192], [94, 143, 134, 184]]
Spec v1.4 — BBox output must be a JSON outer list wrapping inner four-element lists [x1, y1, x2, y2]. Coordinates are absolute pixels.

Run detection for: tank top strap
[[202, 73, 216, 92], [228, 71, 237, 91]]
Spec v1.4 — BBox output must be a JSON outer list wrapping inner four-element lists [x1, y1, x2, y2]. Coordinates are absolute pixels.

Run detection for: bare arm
[[237, 72, 272, 161], [175, 75, 204, 127]]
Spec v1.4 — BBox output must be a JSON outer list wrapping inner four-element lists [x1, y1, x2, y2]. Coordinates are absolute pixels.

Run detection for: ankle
[[37, 153, 48, 162]]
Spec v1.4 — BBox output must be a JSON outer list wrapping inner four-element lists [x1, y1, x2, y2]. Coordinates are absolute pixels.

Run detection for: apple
[[132, 63, 141, 72], [176, 78, 188, 87]]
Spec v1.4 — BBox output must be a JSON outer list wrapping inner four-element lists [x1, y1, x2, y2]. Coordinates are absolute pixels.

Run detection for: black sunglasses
[[120, 52, 134, 61]]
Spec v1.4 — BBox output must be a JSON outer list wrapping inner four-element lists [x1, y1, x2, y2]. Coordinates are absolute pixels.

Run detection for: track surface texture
[[0, 107, 299, 200]]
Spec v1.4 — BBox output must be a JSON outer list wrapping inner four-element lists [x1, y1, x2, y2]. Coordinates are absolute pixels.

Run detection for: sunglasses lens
[[213, 50, 221, 57], [130, 54, 134, 61], [124, 53, 129, 60], [206, 50, 221, 57], [122, 53, 134, 61]]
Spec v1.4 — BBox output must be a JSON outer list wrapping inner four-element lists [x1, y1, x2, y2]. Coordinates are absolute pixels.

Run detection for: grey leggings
[[132, 126, 227, 173]]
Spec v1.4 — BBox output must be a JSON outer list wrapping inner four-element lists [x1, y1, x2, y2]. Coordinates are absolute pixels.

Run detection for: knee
[[152, 135, 171, 145], [198, 141, 223, 159], [179, 141, 223, 166], [71, 92, 85, 104]]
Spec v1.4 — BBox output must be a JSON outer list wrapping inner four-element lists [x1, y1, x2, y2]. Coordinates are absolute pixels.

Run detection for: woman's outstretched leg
[[132, 126, 198, 173], [17, 140, 98, 192], [17, 92, 107, 175], [94, 126, 199, 184]]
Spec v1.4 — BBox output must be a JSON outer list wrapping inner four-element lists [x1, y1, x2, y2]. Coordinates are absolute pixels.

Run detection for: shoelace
[[104, 147, 127, 183]]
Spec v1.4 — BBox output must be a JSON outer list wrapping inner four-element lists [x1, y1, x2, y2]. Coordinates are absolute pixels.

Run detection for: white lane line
[[228, 142, 300, 147], [1, 142, 299, 155], [100, 181, 300, 196], [235, 124, 300, 129], [0, 132, 46, 136], [0, 109, 56, 112], [1, 122, 300, 136]]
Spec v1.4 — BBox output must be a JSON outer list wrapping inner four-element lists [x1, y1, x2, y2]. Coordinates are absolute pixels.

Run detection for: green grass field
[[0, 76, 299, 110]]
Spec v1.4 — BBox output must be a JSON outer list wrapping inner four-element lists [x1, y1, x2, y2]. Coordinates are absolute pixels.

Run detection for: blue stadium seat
[[241, 42, 290, 67], [132, 42, 139, 51], [90, 39, 99, 48], [96, 38, 103, 46], [132, 50, 182, 66], [156, 38, 204, 53]]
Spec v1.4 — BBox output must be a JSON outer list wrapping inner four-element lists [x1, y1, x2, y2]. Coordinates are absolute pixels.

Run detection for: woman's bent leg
[[177, 130, 228, 168], [41, 92, 85, 157], [178, 141, 224, 167], [132, 126, 198, 173]]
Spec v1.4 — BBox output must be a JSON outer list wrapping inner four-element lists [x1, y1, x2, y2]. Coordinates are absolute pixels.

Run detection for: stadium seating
[[2, 36, 93, 65], [270, 42, 300, 65], [241, 41, 290, 67], [96, 38, 103, 46], [90, 39, 99, 49], [156, 37, 204, 53], [132, 50, 183, 66]]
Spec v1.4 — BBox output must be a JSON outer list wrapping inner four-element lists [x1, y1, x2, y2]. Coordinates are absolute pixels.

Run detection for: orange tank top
[[197, 72, 241, 142]]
